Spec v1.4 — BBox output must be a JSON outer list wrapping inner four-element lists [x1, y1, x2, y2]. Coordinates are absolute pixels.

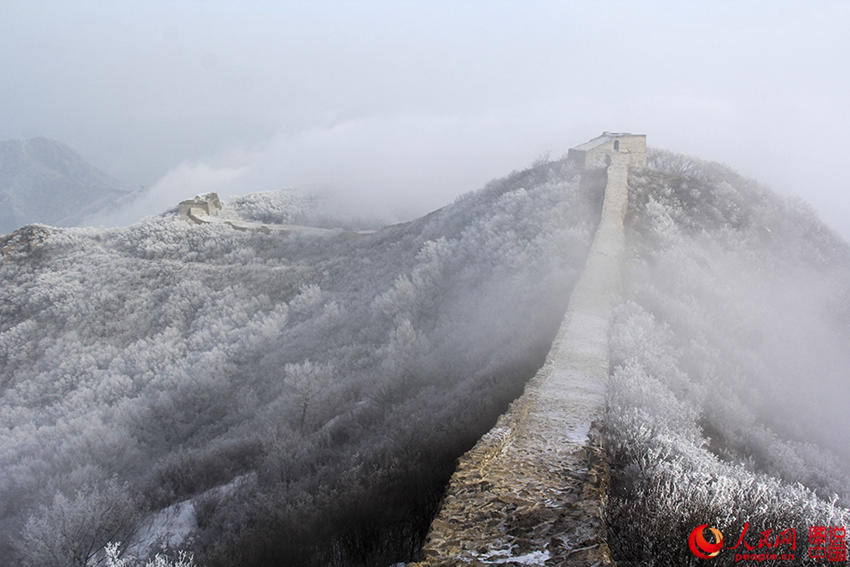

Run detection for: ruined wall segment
[[178, 192, 222, 223], [413, 137, 641, 566]]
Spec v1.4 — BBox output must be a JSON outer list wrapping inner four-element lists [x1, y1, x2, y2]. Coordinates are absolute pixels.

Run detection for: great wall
[[177, 192, 375, 237], [412, 132, 645, 566]]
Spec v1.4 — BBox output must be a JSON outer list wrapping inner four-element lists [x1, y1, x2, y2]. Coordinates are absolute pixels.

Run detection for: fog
[[2, 1, 849, 236], [2, 126, 848, 564], [601, 151, 850, 563], [0, 159, 598, 565], [634, 152, 850, 463]]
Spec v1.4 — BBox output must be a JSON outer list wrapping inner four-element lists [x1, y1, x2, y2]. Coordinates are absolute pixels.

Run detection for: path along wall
[[412, 154, 631, 566]]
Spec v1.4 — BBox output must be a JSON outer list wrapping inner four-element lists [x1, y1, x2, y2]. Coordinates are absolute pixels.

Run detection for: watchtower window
[[613, 140, 620, 151]]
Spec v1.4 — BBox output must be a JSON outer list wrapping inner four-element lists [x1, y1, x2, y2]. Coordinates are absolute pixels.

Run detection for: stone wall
[[613, 135, 646, 168], [585, 144, 613, 169], [411, 152, 633, 566], [178, 193, 222, 223]]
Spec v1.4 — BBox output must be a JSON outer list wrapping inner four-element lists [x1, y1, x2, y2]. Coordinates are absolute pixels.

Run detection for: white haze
[[1, 1, 849, 237], [0, 161, 599, 565]]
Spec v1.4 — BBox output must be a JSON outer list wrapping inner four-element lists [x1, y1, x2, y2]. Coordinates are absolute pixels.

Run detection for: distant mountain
[[0, 137, 131, 234]]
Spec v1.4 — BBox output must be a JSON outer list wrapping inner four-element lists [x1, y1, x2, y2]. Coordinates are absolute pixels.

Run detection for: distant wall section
[[178, 193, 222, 224]]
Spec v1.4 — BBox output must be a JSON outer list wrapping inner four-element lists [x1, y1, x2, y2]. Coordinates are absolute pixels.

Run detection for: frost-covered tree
[[19, 479, 139, 567], [605, 150, 850, 565], [104, 542, 197, 567], [0, 158, 598, 565]]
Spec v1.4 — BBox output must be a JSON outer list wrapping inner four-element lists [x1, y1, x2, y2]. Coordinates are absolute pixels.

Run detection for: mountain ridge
[[0, 136, 131, 234]]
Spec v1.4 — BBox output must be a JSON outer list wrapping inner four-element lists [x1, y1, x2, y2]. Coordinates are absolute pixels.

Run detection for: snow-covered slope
[[0, 158, 599, 566], [606, 149, 850, 565], [0, 137, 131, 234]]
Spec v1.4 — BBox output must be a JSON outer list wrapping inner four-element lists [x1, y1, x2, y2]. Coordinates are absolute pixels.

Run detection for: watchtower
[[567, 132, 646, 169]]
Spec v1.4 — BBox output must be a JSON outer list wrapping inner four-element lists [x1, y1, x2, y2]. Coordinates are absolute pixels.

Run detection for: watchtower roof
[[572, 132, 642, 152]]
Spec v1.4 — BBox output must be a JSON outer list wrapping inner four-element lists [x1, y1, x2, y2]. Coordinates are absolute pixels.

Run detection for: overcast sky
[[2, 1, 849, 236]]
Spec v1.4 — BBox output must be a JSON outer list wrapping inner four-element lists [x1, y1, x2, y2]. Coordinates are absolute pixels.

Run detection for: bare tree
[[19, 478, 140, 567]]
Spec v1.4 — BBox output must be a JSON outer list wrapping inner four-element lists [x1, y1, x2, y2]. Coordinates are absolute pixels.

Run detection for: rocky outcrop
[[412, 153, 633, 566], [0, 225, 51, 260]]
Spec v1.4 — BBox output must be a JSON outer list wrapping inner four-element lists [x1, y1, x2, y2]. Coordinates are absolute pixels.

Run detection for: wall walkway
[[412, 154, 631, 566]]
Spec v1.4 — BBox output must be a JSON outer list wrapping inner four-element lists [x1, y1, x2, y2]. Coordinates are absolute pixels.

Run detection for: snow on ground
[[473, 544, 551, 565], [128, 474, 253, 558]]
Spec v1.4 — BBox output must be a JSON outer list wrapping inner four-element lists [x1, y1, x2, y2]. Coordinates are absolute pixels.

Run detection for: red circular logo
[[689, 524, 724, 559]]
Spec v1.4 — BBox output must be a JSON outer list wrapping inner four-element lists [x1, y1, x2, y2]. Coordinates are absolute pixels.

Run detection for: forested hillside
[[606, 150, 850, 565], [4, 146, 849, 567], [0, 158, 598, 566]]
